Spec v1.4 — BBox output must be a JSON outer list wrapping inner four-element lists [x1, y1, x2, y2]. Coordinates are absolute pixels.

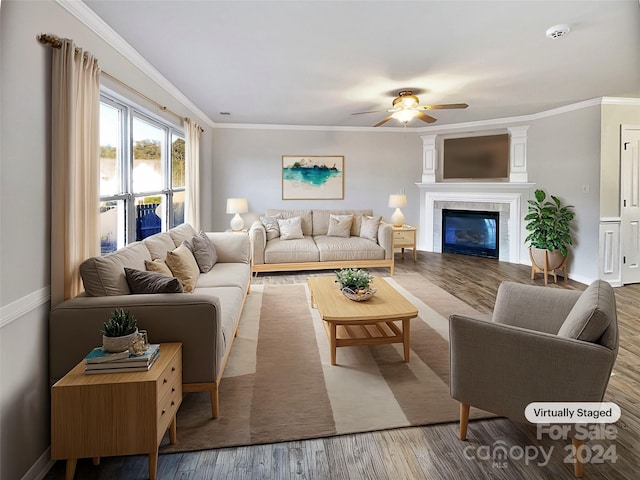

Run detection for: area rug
[[160, 273, 491, 453]]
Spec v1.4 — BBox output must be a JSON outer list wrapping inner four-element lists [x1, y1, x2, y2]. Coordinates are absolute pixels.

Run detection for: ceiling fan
[[353, 90, 468, 127]]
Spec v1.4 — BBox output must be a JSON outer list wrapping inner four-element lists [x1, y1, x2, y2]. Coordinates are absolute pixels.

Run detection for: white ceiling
[[83, 0, 640, 129]]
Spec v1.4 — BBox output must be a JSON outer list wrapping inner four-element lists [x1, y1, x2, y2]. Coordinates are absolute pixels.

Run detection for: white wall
[[0, 2, 213, 479], [211, 127, 423, 230]]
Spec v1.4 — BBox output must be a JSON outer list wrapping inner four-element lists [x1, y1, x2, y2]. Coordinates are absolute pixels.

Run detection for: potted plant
[[335, 268, 376, 301], [524, 188, 575, 279], [102, 308, 139, 352]]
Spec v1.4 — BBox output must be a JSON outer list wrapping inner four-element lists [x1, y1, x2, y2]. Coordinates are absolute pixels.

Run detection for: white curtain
[[50, 39, 101, 306], [184, 118, 201, 231]]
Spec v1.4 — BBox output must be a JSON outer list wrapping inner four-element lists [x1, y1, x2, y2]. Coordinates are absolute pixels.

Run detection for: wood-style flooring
[[44, 252, 640, 479]]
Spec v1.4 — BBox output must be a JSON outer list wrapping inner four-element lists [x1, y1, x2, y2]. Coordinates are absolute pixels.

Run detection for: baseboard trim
[[21, 447, 54, 480], [0, 286, 50, 329]]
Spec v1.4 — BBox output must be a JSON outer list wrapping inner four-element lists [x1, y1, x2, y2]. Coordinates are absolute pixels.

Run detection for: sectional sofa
[[249, 209, 395, 274], [49, 223, 251, 419]]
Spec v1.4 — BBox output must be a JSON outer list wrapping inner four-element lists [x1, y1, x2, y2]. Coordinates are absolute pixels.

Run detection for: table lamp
[[226, 198, 248, 231], [388, 194, 407, 227]]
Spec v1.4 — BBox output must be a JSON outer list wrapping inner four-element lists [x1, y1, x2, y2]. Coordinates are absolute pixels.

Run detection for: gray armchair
[[449, 280, 618, 477]]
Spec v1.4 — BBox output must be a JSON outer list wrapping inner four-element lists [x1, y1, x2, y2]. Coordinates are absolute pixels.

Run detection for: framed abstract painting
[[282, 155, 344, 200]]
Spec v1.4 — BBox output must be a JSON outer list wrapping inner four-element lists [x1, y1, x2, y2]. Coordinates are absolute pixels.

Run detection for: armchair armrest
[[492, 282, 582, 334], [378, 223, 393, 259], [249, 220, 266, 265], [449, 314, 616, 423]]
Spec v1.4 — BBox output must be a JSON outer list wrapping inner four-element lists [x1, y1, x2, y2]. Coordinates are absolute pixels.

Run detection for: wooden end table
[[308, 276, 418, 365], [51, 342, 183, 480], [392, 225, 417, 261]]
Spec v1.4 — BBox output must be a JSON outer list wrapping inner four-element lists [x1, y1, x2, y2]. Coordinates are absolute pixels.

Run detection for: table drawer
[[393, 230, 415, 242]]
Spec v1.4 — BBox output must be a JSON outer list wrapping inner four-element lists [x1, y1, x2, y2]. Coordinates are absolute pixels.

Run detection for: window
[[99, 93, 185, 254]]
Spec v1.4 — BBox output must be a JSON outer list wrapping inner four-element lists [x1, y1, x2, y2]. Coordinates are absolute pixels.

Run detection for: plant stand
[[530, 249, 568, 285]]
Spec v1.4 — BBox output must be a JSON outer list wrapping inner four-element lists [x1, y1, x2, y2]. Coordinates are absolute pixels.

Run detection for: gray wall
[[0, 2, 213, 479], [211, 128, 423, 230], [527, 105, 602, 283]]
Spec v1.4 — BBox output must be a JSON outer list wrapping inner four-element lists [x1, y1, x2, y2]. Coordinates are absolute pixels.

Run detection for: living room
[[1, 1, 639, 479]]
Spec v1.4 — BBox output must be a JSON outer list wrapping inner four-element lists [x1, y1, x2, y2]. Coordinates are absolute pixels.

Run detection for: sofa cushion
[[165, 242, 200, 293], [267, 209, 312, 236], [264, 236, 320, 264], [260, 215, 281, 240], [196, 263, 251, 291], [169, 223, 198, 247], [557, 280, 615, 342], [278, 216, 304, 240], [142, 232, 175, 261], [314, 235, 385, 262], [188, 231, 218, 273], [145, 259, 173, 277], [80, 242, 151, 296], [311, 209, 373, 236], [124, 268, 183, 294], [360, 215, 381, 243], [327, 214, 353, 237]]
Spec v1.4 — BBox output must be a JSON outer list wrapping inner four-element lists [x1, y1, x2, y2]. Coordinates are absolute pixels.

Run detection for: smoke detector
[[546, 24, 571, 39]]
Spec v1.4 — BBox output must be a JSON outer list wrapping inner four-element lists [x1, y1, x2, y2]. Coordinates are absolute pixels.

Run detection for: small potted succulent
[[335, 268, 376, 301], [102, 308, 139, 352]]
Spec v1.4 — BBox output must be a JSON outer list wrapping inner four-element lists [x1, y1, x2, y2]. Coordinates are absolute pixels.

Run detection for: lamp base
[[391, 208, 405, 228], [230, 213, 244, 231]]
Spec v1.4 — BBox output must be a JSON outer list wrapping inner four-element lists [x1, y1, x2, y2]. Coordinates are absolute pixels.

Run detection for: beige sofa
[[249, 209, 395, 274], [49, 223, 251, 419]]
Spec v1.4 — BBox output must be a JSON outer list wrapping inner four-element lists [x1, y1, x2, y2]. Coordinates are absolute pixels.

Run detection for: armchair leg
[[572, 437, 584, 477], [459, 403, 470, 440]]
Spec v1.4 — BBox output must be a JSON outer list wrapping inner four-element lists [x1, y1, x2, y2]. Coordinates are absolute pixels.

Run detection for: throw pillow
[[327, 214, 353, 238], [260, 215, 281, 241], [124, 268, 183, 294], [277, 216, 304, 240], [144, 259, 173, 277], [188, 231, 218, 273], [165, 243, 200, 292], [557, 280, 613, 342], [360, 215, 381, 243]]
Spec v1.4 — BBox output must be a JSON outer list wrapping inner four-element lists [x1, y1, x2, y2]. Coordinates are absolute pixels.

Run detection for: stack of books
[[84, 344, 160, 374]]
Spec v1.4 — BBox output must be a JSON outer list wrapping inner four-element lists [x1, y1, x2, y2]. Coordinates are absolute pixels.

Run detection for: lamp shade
[[388, 194, 407, 208], [226, 198, 248, 214]]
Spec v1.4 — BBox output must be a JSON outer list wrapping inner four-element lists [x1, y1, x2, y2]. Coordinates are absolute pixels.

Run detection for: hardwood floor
[[45, 252, 640, 480]]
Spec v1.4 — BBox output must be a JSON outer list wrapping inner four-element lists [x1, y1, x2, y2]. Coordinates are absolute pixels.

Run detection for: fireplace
[[442, 209, 499, 259]]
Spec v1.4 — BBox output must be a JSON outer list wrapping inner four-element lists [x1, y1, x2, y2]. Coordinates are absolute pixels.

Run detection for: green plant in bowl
[[335, 268, 373, 293]]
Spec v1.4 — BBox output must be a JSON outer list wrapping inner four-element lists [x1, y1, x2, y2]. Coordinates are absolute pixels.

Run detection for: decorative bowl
[[341, 287, 377, 302]]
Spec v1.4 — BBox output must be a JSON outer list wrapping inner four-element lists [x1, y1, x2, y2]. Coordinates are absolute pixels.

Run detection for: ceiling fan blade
[[351, 110, 383, 116], [417, 111, 438, 124], [373, 116, 394, 127], [419, 103, 469, 110]]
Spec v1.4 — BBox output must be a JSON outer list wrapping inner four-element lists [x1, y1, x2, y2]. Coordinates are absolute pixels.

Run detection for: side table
[[392, 225, 417, 261], [51, 342, 183, 480]]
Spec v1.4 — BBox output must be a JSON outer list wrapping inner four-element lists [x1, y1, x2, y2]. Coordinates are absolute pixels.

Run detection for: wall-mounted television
[[443, 134, 509, 180]]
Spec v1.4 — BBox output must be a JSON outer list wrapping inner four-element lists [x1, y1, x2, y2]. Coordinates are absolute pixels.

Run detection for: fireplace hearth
[[442, 209, 499, 259]]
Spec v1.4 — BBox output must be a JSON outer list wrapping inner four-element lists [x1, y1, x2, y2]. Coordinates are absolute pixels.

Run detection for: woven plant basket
[[102, 329, 138, 353]]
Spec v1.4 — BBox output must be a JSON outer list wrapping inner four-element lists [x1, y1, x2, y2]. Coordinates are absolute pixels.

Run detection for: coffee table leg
[[149, 450, 158, 480], [330, 323, 337, 365], [403, 319, 411, 362]]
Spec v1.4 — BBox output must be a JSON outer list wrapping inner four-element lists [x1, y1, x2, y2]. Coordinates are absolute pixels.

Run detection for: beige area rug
[[160, 273, 492, 453]]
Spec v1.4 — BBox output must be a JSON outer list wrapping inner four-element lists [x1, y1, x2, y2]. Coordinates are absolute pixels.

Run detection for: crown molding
[[212, 122, 411, 133], [57, 0, 216, 128]]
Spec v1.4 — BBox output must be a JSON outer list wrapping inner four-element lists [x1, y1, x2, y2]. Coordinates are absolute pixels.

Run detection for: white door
[[621, 125, 640, 284]]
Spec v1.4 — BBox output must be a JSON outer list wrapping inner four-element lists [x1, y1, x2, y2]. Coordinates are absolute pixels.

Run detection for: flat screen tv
[[443, 134, 509, 180]]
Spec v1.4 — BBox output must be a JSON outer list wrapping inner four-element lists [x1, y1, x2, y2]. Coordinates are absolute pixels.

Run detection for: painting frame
[[282, 155, 344, 200]]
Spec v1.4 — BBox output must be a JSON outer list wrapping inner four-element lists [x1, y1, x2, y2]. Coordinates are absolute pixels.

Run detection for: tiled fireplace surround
[[416, 127, 534, 264]]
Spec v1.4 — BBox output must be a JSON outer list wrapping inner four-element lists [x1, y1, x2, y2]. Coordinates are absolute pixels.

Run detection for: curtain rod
[[37, 33, 204, 132]]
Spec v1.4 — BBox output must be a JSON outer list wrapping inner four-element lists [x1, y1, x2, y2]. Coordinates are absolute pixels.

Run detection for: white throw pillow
[[360, 215, 381, 243], [327, 214, 353, 238], [277, 216, 304, 240], [260, 215, 281, 241]]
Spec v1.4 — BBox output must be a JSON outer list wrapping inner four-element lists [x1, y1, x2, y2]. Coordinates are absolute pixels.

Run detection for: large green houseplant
[[524, 189, 575, 278]]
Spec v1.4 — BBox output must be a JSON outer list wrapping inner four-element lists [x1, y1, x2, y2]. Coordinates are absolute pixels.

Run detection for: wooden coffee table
[[308, 276, 418, 365]]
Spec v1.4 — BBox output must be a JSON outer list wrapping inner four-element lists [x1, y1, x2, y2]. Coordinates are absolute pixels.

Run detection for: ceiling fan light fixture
[[391, 109, 419, 124]]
